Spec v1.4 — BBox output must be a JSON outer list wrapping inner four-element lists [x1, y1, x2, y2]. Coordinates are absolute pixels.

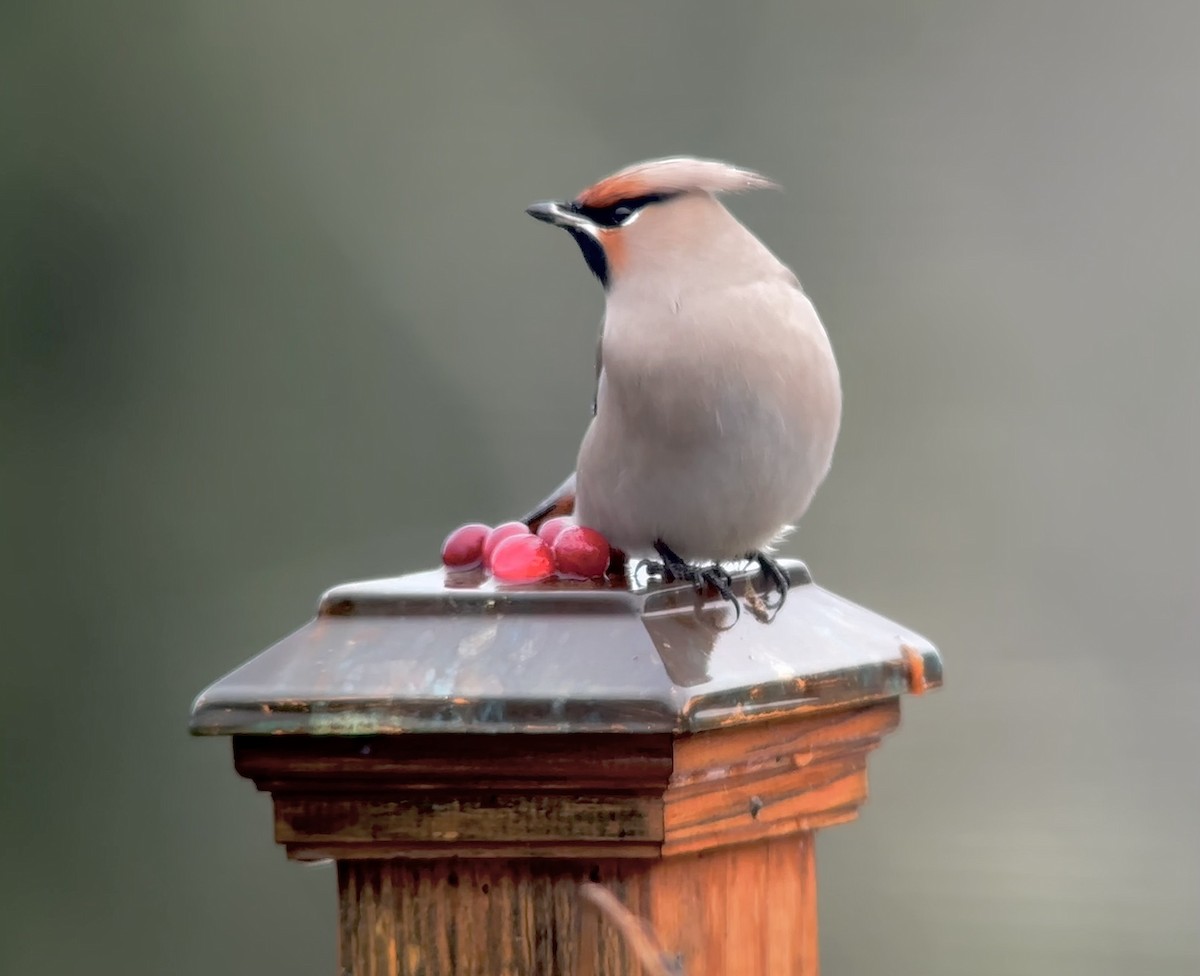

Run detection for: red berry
[[536, 516, 575, 546], [490, 534, 555, 584], [441, 522, 491, 570], [552, 526, 611, 579], [482, 521, 531, 569]]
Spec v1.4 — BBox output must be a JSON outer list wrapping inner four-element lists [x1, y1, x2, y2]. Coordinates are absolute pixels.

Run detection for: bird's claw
[[746, 550, 791, 608], [654, 540, 741, 622]]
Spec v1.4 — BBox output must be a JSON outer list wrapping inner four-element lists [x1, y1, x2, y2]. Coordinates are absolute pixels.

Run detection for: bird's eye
[[572, 192, 678, 228]]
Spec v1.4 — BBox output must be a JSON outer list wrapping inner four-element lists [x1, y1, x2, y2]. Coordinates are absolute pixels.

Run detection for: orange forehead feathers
[[575, 156, 778, 208]]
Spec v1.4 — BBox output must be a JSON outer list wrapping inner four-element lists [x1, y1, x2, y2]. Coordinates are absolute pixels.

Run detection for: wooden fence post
[[191, 560, 940, 975]]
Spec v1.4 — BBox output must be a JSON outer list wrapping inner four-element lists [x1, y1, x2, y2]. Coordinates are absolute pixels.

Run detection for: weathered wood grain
[[234, 733, 674, 861], [648, 836, 819, 975], [339, 836, 818, 976], [662, 701, 900, 856], [239, 702, 902, 972], [340, 861, 628, 975], [275, 793, 663, 846], [234, 732, 675, 791]]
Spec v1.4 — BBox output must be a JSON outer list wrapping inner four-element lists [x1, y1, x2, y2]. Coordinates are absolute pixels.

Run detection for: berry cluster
[[441, 518, 612, 584]]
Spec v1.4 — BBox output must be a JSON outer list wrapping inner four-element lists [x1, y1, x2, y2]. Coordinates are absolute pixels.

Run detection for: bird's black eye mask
[[566, 192, 680, 287], [570, 192, 679, 228]]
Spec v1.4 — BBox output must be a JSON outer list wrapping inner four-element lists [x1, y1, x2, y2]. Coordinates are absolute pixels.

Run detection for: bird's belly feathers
[[575, 311, 840, 559]]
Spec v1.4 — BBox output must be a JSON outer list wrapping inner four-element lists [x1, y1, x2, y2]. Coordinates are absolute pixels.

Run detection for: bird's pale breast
[[575, 278, 840, 559]]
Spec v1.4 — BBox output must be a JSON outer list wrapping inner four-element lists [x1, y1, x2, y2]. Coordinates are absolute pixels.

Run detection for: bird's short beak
[[525, 200, 593, 232]]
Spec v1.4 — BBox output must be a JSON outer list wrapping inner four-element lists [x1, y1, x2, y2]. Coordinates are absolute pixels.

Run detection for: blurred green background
[[3, 2, 1198, 974]]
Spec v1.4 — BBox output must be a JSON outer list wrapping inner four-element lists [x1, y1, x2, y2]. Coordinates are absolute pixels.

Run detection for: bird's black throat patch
[[568, 228, 609, 287]]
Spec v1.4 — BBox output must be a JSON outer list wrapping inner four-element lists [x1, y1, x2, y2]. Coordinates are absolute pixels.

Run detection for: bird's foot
[[748, 550, 791, 608], [653, 540, 740, 622]]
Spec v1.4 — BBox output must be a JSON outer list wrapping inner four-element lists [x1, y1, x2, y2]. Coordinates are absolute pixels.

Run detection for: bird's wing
[[520, 470, 577, 530]]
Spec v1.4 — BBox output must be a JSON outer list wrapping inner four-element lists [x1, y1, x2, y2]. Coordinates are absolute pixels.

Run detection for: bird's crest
[[575, 157, 778, 209]]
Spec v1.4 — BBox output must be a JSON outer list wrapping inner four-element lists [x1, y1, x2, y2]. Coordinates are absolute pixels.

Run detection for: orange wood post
[[193, 561, 939, 975]]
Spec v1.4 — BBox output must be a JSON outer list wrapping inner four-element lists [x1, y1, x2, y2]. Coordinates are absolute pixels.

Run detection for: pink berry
[[482, 521, 531, 570], [552, 526, 611, 579], [490, 534, 555, 584], [536, 516, 575, 546], [441, 523, 491, 570]]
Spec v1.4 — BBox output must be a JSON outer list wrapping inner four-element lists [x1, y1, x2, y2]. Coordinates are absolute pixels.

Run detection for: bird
[[522, 157, 841, 607]]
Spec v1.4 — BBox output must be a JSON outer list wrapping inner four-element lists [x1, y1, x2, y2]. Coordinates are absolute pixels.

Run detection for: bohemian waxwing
[[524, 157, 841, 603]]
